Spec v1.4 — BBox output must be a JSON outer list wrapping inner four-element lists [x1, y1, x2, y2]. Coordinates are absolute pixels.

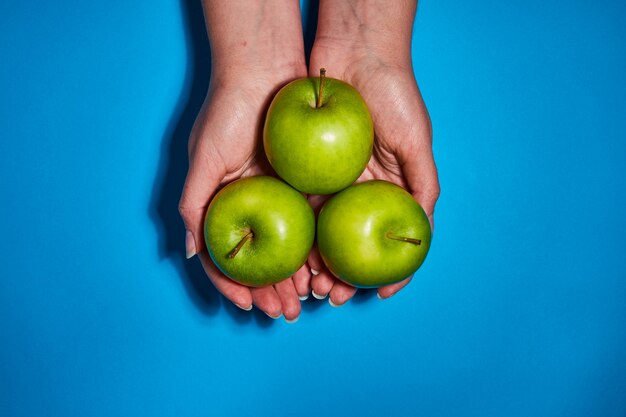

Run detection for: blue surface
[[1, 0, 625, 416]]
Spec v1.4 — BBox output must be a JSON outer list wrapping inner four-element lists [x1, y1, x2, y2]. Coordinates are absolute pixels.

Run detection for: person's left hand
[[306, 49, 440, 306]]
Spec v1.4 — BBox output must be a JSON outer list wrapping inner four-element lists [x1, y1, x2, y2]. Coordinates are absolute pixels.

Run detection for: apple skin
[[204, 176, 315, 287], [316, 180, 432, 288], [263, 76, 373, 195]]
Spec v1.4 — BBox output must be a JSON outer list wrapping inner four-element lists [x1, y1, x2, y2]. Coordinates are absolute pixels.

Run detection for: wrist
[[311, 37, 410, 76], [204, 0, 306, 86], [312, 0, 416, 73], [210, 54, 306, 88]]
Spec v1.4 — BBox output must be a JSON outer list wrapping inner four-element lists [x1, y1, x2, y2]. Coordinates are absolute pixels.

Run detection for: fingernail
[[328, 298, 342, 308], [235, 303, 252, 311], [311, 268, 320, 276], [299, 294, 309, 301], [377, 292, 388, 300], [312, 290, 327, 300], [185, 230, 196, 259], [285, 316, 299, 324], [265, 312, 282, 320]]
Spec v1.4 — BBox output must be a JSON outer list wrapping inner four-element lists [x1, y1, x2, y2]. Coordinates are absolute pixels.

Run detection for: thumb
[[178, 149, 225, 259]]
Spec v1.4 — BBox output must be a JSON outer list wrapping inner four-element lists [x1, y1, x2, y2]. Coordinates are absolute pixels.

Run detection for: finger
[[306, 196, 331, 278], [328, 280, 357, 307], [179, 141, 226, 259], [311, 270, 334, 300], [251, 286, 282, 319], [198, 252, 253, 310], [308, 193, 331, 213], [292, 264, 311, 300], [307, 245, 324, 276], [378, 276, 413, 300], [274, 279, 301, 323]]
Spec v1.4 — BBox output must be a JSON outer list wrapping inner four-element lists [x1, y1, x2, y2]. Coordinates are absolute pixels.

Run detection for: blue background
[[1, 0, 625, 416]]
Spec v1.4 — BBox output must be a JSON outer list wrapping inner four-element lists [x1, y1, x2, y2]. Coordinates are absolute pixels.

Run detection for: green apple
[[316, 180, 432, 288], [263, 68, 373, 194], [204, 176, 315, 287]]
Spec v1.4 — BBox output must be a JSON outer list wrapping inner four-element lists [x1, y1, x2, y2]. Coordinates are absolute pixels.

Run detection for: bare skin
[[178, 1, 309, 321], [306, 0, 440, 306], [179, 0, 440, 317]]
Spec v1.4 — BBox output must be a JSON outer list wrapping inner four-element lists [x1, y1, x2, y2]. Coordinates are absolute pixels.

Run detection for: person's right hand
[[178, 68, 310, 321], [178, 0, 310, 321]]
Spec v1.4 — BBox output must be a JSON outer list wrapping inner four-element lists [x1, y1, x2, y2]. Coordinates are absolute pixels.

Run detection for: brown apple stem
[[316, 67, 326, 108], [386, 232, 421, 245], [228, 231, 254, 259]]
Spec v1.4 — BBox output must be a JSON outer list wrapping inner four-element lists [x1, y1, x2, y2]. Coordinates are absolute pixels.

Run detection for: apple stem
[[385, 232, 421, 245], [228, 231, 254, 259], [316, 67, 326, 108]]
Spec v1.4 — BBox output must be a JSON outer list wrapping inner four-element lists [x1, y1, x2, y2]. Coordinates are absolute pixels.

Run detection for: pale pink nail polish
[[312, 290, 327, 300], [185, 230, 196, 259]]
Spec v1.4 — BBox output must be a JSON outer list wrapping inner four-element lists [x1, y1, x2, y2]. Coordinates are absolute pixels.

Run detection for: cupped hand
[[307, 49, 440, 305], [178, 70, 311, 321]]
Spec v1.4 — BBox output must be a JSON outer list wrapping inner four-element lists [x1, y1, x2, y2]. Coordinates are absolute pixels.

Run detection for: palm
[[345, 64, 432, 190], [188, 83, 276, 185]]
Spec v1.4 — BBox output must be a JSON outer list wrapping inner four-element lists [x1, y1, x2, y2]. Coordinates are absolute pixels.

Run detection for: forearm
[[314, 0, 417, 67], [203, 0, 306, 82]]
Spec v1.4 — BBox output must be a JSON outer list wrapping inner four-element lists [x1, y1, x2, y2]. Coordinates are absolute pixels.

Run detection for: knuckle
[[178, 203, 194, 221], [417, 183, 441, 209], [429, 183, 441, 201]]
